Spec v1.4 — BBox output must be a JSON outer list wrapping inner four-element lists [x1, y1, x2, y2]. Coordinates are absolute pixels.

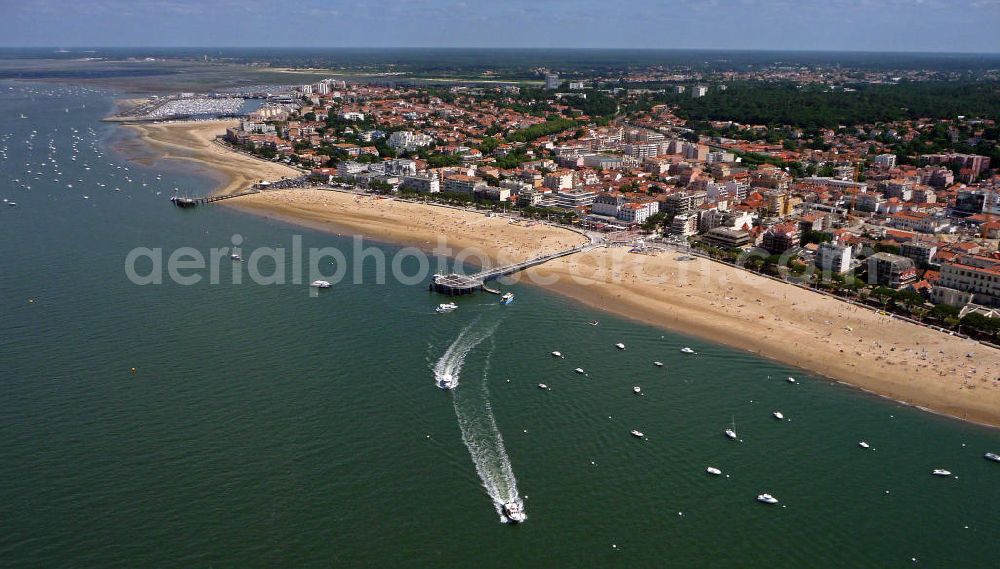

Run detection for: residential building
[[400, 173, 440, 193], [932, 255, 1000, 307], [899, 241, 938, 268], [867, 252, 917, 288], [691, 85, 708, 98], [762, 223, 801, 254], [816, 242, 853, 274], [702, 227, 751, 248]]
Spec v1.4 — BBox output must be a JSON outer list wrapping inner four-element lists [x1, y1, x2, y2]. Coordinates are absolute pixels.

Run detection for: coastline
[[122, 119, 1000, 428]]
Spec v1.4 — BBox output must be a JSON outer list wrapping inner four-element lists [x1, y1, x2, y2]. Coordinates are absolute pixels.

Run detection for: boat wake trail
[[434, 316, 524, 523]]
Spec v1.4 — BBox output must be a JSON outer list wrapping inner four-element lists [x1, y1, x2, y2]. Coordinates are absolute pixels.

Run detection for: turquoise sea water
[[1, 82, 999, 568]]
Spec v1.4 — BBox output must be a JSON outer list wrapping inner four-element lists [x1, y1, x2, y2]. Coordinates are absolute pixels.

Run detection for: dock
[[430, 244, 593, 295]]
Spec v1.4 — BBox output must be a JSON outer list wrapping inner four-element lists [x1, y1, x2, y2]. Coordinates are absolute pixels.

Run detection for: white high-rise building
[[545, 73, 561, 90]]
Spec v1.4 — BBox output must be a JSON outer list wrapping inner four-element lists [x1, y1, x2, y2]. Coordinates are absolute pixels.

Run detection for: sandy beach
[[126, 119, 1000, 427], [124, 120, 302, 195]]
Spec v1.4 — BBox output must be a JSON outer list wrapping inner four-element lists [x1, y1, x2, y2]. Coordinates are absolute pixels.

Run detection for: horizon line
[[2, 46, 1000, 56]]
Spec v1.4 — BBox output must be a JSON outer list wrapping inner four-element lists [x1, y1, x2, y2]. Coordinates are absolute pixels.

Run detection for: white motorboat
[[633, 386, 642, 394], [437, 373, 457, 390], [653, 361, 664, 367], [615, 343, 626, 350], [984, 452, 1000, 462], [680, 347, 696, 354], [502, 499, 527, 523], [787, 376, 797, 384], [230, 253, 242, 261], [932, 469, 952, 477], [706, 467, 722, 476], [574, 368, 585, 374], [499, 292, 514, 305], [630, 429, 644, 438], [757, 493, 779, 505], [435, 302, 457, 313], [537, 383, 548, 390], [551, 351, 563, 358], [859, 441, 870, 449], [310, 280, 332, 289], [589, 320, 599, 326], [773, 411, 784, 420]]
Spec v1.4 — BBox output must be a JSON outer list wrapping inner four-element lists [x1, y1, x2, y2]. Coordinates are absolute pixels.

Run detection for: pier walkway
[[170, 175, 311, 207], [430, 243, 597, 295]]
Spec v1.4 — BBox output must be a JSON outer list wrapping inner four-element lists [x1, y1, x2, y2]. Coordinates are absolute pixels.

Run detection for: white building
[[400, 173, 440, 193], [387, 130, 434, 151], [873, 154, 897, 168], [816, 242, 853, 274], [932, 255, 1000, 307], [691, 85, 708, 98], [545, 73, 561, 90]]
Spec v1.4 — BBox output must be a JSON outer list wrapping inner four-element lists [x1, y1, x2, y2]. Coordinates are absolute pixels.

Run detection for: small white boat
[[230, 253, 242, 261], [499, 292, 514, 305], [653, 361, 663, 367], [984, 452, 1000, 462], [757, 493, 779, 505], [725, 417, 738, 440], [706, 467, 722, 476], [932, 469, 952, 477], [551, 351, 563, 358], [787, 376, 797, 384], [615, 343, 626, 350], [537, 383, 548, 390], [680, 347, 695, 354], [437, 373, 457, 390], [435, 302, 457, 313], [630, 430, 644, 438], [859, 441, 870, 449], [773, 411, 784, 420], [589, 320, 599, 326], [574, 368, 585, 374], [310, 280, 332, 289], [632, 386, 641, 394], [502, 499, 527, 523]]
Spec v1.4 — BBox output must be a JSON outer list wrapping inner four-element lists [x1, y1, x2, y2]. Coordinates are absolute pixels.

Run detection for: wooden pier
[[429, 244, 593, 295], [170, 175, 311, 208]]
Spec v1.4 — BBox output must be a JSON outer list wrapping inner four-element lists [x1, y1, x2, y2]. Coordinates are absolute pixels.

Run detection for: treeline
[[664, 81, 1000, 129], [506, 116, 578, 143]]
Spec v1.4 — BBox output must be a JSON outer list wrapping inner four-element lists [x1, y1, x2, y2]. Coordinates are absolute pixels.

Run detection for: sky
[[1, 0, 998, 53]]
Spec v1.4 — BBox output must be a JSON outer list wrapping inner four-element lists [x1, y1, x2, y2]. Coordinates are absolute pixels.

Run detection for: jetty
[[430, 243, 593, 295], [170, 175, 311, 208]]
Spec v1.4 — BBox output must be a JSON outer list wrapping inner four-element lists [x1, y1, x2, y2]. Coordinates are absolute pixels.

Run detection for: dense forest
[[660, 81, 1000, 129]]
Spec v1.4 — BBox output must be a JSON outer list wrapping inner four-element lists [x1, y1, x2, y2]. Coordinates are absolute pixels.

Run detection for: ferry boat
[[436, 302, 457, 313], [499, 292, 514, 305], [310, 280, 332, 289], [502, 499, 527, 523], [437, 373, 457, 390]]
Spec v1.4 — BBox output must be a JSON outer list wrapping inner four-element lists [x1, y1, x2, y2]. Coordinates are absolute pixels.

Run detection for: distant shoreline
[[120, 119, 1000, 429]]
